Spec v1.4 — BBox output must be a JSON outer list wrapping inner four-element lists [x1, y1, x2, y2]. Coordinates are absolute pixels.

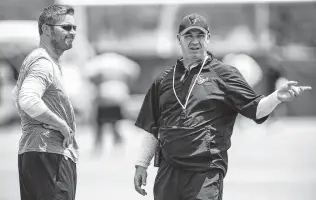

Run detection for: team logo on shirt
[[197, 75, 209, 84]]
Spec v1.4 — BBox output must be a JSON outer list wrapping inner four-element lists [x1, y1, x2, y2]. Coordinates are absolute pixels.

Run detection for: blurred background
[[0, 0, 316, 199]]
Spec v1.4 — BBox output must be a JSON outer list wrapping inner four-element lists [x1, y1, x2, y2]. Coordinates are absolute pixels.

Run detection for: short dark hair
[[38, 4, 74, 35]]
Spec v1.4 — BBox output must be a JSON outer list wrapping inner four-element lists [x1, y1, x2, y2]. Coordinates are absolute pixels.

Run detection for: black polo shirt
[[135, 52, 268, 175]]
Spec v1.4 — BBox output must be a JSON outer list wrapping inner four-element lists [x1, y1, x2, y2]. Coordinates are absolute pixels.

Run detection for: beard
[[51, 38, 60, 50], [51, 32, 72, 51]]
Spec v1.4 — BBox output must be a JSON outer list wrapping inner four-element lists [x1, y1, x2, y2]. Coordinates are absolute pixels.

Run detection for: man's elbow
[[18, 95, 43, 118]]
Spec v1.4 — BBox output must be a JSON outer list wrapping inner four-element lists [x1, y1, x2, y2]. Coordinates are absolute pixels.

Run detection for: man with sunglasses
[[12, 5, 78, 200], [133, 14, 311, 200]]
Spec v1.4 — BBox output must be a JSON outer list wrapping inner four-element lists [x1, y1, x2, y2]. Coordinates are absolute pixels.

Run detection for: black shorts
[[154, 160, 223, 200], [18, 152, 77, 200], [97, 105, 123, 123]]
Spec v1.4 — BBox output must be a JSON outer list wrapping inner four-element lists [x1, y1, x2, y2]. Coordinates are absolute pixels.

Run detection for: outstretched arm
[[256, 81, 312, 119]]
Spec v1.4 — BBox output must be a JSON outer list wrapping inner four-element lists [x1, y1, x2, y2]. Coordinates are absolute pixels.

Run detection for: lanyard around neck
[[172, 56, 208, 110]]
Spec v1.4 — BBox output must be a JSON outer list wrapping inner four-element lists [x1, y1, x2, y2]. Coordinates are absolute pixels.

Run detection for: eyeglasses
[[46, 24, 77, 31], [182, 34, 206, 40]]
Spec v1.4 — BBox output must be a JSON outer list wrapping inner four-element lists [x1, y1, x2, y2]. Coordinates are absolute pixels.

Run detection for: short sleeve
[[135, 80, 160, 139], [221, 66, 268, 124]]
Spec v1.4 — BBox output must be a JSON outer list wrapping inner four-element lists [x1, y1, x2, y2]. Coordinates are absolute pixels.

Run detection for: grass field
[[0, 117, 316, 200]]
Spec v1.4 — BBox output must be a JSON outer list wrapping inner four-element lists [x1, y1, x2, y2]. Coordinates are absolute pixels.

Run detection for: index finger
[[134, 176, 141, 188], [300, 86, 312, 91], [43, 124, 52, 129], [134, 176, 147, 195], [134, 181, 143, 194], [63, 139, 69, 148]]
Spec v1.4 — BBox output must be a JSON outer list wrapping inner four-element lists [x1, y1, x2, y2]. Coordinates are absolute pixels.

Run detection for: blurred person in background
[[133, 14, 311, 200], [84, 53, 140, 155], [94, 78, 129, 148], [61, 62, 96, 125], [222, 53, 263, 88], [12, 5, 78, 200]]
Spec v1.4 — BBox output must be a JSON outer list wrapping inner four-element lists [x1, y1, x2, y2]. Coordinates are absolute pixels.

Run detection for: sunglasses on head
[[46, 24, 77, 31]]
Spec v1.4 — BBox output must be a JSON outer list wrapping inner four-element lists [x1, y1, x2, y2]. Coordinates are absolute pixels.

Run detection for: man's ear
[[205, 33, 211, 44], [42, 24, 51, 36], [176, 34, 181, 44]]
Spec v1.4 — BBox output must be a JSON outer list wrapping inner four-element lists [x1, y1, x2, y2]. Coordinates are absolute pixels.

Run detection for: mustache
[[188, 43, 201, 48], [66, 35, 75, 39]]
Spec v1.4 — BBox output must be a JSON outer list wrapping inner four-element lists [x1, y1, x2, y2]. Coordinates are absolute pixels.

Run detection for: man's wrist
[[135, 164, 148, 170], [273, 90, 282, 103], [53, 116, 68, 130]]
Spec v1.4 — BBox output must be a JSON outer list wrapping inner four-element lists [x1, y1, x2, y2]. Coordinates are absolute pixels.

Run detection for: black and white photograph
[[0, 0, 315, 199]]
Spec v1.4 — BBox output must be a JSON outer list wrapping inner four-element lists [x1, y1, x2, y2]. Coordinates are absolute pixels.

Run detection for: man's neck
[[39, 40, 62, 63]]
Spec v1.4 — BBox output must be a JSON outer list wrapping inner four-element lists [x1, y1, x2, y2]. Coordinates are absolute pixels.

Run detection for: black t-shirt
[[135, 53, 268, 175]]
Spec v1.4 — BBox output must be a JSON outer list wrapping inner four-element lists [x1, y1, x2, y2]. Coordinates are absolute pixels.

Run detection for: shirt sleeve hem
[[253, 95, 269, 124], [134, 122, 158, 138]]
